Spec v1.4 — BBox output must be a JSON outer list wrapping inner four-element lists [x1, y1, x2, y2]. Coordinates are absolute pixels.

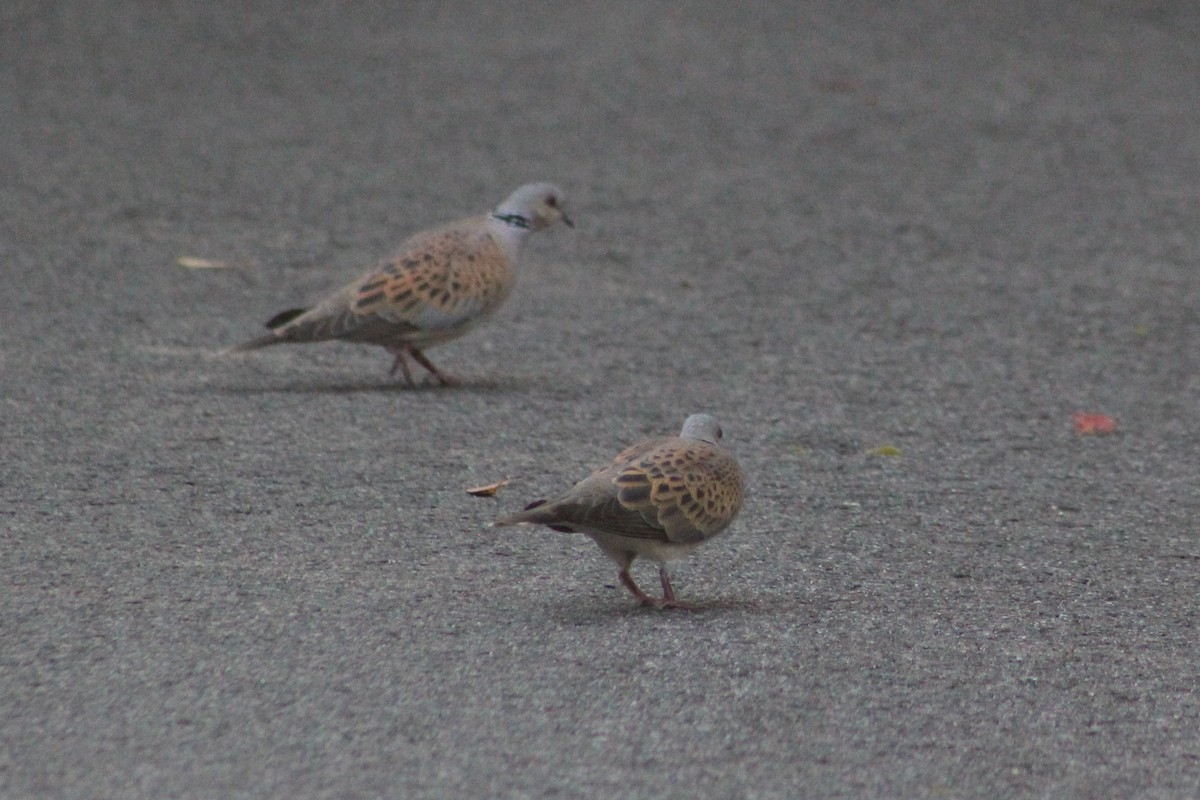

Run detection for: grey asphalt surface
[[3, 3, 1199, 798]]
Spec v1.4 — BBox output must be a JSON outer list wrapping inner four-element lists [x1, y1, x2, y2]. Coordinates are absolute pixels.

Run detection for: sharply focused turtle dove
[[225, 182, 572, 384], [494, 414, 745, 609]]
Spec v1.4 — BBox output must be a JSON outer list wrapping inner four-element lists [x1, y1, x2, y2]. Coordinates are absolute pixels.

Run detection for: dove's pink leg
[[408, 347, 458, 387], [658, 567, 693, 610], [388, 349, 415, 385], [619, 568, 691, 610], [618, 569, 657, 606], [659, 567, 676, 602], [388, 346, 456, 386]]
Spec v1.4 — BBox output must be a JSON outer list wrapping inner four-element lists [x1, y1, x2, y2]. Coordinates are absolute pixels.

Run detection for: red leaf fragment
[[1073, 412, 1117, 435]]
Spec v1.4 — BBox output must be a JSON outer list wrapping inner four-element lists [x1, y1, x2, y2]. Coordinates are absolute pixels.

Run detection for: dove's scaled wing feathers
[[285, 215, 512, 348], [352, 217, 514, 332], [613, 437, 744, 545], [508, 434, 743, 545], [492, 415, 744, 607]]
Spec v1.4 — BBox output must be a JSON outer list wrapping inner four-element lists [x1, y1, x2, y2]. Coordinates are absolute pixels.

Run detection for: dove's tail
[[220, 307, 310, 355], [221, 333, 284, 355], [493, 500, 576, 533], [493, 499, 551, 527]]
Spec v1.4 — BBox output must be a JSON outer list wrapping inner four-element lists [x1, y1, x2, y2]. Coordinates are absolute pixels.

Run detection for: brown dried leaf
[[177, 256, 232, 269], [466, 478, 510, 498]]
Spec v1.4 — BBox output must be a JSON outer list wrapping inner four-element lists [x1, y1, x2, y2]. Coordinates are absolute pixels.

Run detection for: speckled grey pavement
[[3, 3, 1199, 798]]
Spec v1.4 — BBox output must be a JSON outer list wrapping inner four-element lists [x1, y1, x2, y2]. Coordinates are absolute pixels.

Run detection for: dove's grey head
[[496, 182, 573, 231], [679, 413, 723, 444]]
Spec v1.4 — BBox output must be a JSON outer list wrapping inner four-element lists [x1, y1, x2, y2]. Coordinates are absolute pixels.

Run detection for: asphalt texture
[[3, 3, 1199, 798]]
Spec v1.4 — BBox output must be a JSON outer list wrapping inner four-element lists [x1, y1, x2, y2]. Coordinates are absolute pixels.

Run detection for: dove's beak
[[561, 212, 574, 228]]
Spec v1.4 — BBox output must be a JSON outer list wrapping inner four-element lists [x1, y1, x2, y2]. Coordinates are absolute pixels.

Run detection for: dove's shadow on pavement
[[207, 374, 543, 396], [545, 590, 799, 625]]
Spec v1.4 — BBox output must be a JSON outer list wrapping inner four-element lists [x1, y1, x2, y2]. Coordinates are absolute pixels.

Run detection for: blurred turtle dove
[[494, 414, 744, 609], [226, 182, 572, 384]]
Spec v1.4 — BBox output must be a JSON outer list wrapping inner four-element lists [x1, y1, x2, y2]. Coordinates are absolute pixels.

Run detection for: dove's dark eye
[[545, 195, 558, 207], [716, 427, 724, 440]]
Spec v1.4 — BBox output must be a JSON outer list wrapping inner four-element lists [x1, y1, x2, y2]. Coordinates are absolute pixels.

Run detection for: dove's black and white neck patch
[[491, 212, 532, 230]]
